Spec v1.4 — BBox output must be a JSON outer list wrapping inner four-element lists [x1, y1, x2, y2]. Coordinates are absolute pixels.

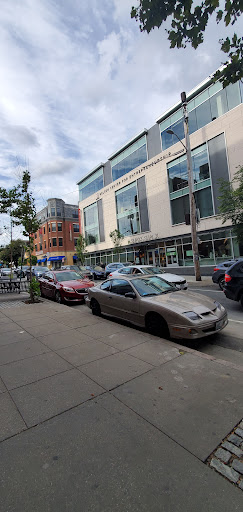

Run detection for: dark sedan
[[39, 270, 94, 304]]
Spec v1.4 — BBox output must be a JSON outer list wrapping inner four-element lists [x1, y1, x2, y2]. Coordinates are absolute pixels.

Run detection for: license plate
[[216, 318, 224, 330]]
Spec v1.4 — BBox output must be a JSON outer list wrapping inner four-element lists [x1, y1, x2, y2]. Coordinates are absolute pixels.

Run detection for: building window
[[58, 238, 63, 247], [160, 81, 242, 151], [74, 238, 78, 247], [52, 238, 57, 247], [56, 207, 61, 217], [111, 135, 147, 182], [43, 226, 46, 234], [48, 224, 50, 232], [115, 182, 140, 236], [49, 241, 51, 247], [73, 223, 79, 232], [51, 207, 55, 216], [79, 167, 104, 202], [168, 144, 214, 225], [72, 210, 79, 218], [35, 233, 37, 239], [35, 244, 37, 251], [84, 203, 100, 245], [44, 240, 46, 249], [57, 223, 62, 231], [51, 223, 56, 232], [40, 243, 42, 251]]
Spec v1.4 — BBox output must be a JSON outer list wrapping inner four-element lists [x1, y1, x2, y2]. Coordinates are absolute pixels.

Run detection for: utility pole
[[181, 91, 201, 281]]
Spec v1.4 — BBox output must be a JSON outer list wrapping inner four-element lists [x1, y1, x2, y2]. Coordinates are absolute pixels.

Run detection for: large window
[[79, 168, 103, 202], [84, 203, 100, 245], [73, 223, 79, 232], [115, 182, 140, 236], [168, 144, 210, 194], [161, 81, 242, 151], [111, 135, 147, 181], [168, 144, 214, 225]]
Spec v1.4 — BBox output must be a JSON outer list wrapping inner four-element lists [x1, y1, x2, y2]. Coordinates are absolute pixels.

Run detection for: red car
[[39, 270, 94, 304]]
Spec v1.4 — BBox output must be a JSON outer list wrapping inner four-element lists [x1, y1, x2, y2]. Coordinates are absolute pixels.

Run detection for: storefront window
[[214, 238, 232, 262], [177, 245, 184, 266], [198, 240, 214, 265], [183, 244, 193, 266]]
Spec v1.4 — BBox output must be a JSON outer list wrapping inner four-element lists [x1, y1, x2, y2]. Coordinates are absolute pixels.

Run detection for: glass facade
[[168, 144, 214, 225], [79, 167, 104, 202], [111, 135, 147, 181], [83, 203, 99, 245], [83, 229, 241, 268], [115, 182, 141, 236], [160, 81, 242, 150]]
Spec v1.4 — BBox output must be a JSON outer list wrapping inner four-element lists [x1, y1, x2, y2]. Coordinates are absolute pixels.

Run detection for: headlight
[[63, 286, 74, 292], [214, 301, 223, 311], [184, 311, 201, 320]]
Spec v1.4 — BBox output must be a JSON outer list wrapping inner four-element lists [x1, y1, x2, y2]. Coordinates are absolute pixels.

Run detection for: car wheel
[[145, 313, 169, 338], [218, 276, 225, 290], [55, 291, 63, 304], [240, 294, 243, 310], [91, 298, 101, 316]]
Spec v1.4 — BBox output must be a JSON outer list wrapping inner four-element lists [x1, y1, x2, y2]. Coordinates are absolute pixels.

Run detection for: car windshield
[[141, 267, 165, 275], [55, 272, 83, 282], [94, 266, 103, 271], [131, 276, 177, 296]]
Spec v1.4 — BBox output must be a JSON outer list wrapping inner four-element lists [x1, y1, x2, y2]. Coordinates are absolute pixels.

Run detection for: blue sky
[[0, 0, 242, 244]]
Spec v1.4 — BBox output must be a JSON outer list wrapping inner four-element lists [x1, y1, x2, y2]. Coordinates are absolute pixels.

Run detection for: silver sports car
[[86, 275, 228, 340]]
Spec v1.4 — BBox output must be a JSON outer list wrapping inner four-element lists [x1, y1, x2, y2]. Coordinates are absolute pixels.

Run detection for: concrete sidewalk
[[0, 300, 242, 511]]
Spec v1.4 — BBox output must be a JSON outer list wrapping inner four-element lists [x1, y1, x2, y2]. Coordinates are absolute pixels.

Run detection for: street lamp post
[[167, 92, 201, 281]]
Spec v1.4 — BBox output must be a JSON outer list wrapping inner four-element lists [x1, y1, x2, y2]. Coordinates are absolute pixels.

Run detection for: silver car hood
[[142, 290, 217, 314]]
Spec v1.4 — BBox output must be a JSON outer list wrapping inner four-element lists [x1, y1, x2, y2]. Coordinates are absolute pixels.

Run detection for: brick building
[[33, 198, 80, 269]]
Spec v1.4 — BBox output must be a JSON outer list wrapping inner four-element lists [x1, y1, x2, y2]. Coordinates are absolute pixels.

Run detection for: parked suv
[[224, 259, 243, 308], [212, 260, 238, 290]]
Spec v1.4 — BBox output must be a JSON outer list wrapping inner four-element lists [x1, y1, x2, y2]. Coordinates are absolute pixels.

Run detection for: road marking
[[191, 288, 223, 293]]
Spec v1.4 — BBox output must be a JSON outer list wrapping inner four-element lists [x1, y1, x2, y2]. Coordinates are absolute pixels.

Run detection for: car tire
[[218, 276, 225, 290], [91, 298, 101, 316], [240, 294, 243, 310], [145, 312, 170, 338], [55, 291, 63, 304]]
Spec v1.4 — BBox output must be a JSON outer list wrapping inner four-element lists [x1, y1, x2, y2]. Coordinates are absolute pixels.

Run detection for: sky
[[0, 0, 242, 245]]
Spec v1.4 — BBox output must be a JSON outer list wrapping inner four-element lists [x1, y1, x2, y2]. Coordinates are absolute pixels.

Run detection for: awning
[[38, 257, 47, 263], [48, 255, 65, 261]]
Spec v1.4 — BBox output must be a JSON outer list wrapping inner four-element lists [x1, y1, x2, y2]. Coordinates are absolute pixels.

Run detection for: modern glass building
[[78, 74, 243, 272]]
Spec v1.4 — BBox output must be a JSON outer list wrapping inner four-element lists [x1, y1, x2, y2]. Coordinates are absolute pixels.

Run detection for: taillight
[[109, 273, 112, 277], [225, 273, 231, 283], [213, 267, 219, 272]]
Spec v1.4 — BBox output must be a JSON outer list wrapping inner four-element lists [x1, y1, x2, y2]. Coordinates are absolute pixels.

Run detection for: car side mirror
[[125, 292, 136, 299]]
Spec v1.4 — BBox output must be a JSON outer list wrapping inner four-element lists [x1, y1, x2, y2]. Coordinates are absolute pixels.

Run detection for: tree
[[0, 239, 26, 267], [109, 229, 124, 255], [131, 1, 243, 87], [76, 234, 87, 265], [218, 166, 243, 244], [0, 170, 40, 302]]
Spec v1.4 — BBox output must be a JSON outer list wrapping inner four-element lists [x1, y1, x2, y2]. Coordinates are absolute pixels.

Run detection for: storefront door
[[166, 247, 178, 267]]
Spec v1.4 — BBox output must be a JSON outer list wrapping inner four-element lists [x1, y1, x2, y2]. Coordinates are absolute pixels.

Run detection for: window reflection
[[112, 145, 147, 181], [115, 183, 141, 236], [84, 203, 100, 245], [161, 82, 242, 151]]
